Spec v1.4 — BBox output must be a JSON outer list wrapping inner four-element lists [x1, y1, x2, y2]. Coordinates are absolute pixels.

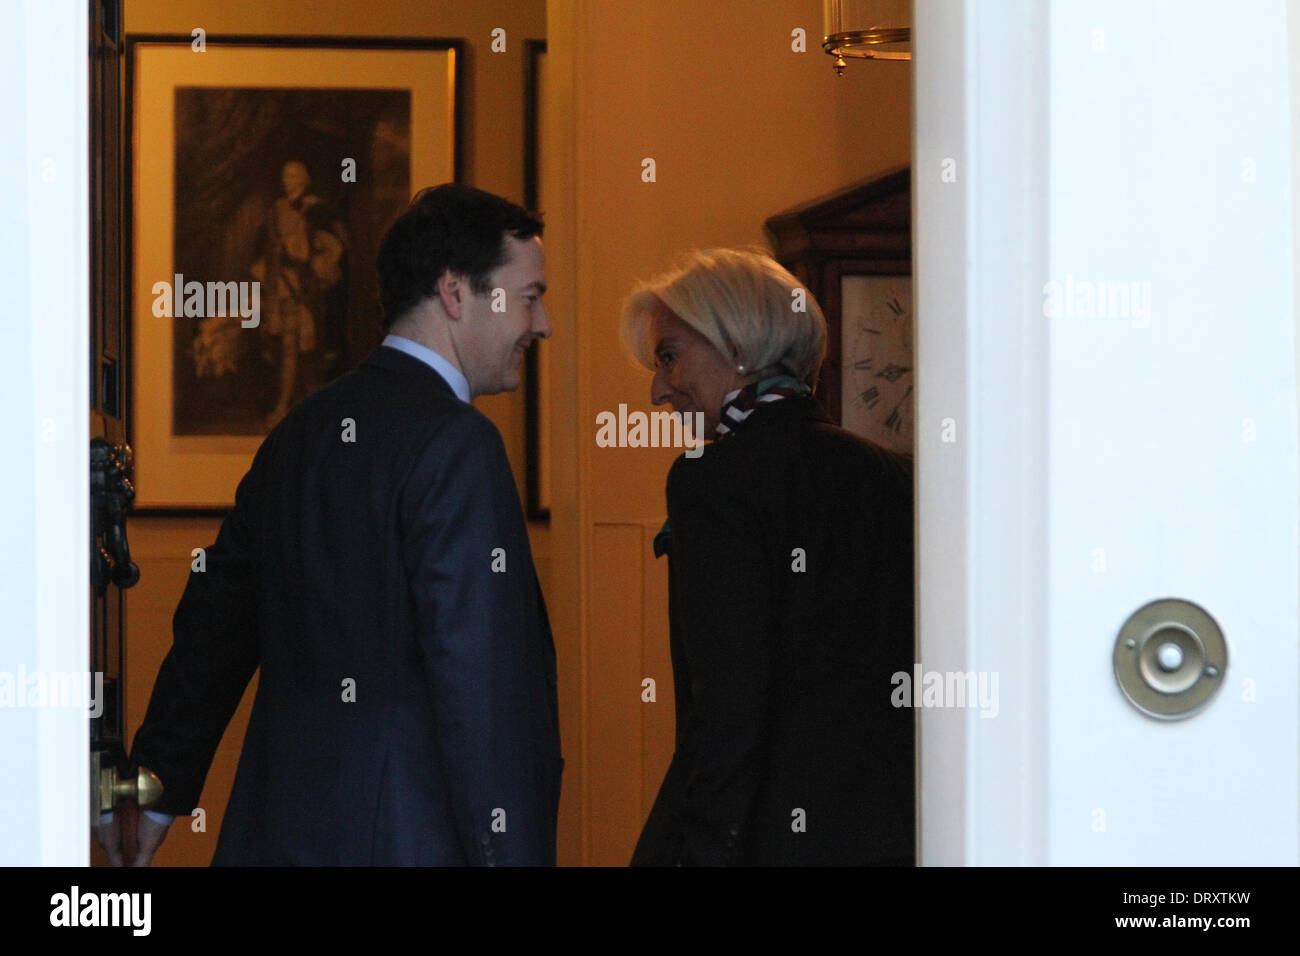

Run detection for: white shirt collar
[[381, 334, 471, 403]]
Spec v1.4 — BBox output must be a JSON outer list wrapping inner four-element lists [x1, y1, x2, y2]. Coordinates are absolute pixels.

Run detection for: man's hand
[[92, 803, 171, 867], [131, 808, 171, 866], [92, 813, 124, 867]]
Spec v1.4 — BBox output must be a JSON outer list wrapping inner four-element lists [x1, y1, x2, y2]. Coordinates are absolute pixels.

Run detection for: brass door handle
[[97, 763, 163, 814]]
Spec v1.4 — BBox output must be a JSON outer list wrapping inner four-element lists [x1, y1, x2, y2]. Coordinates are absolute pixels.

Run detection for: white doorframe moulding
[[915, 0, 1298, 865], [0, 0, 91, 866]]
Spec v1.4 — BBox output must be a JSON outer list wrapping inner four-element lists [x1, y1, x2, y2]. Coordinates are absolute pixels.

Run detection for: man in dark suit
[[112, 184, 561, 865]]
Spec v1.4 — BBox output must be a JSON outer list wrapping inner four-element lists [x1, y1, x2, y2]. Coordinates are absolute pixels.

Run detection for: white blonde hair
[[620, 248, 828, 387]]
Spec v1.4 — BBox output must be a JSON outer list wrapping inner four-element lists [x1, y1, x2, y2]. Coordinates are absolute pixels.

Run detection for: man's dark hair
[[376, 183, 544, 329]]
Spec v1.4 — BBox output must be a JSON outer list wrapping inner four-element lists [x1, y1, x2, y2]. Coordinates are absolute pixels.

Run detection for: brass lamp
[[823, 0, 912, 73]]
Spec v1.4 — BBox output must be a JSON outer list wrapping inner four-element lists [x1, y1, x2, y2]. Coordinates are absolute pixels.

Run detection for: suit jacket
[[130, 345, 562, 865], [631, 395, 914, 866]]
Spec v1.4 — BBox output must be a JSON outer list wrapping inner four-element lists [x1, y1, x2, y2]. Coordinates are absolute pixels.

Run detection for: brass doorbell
[[1113, 598, 1227, 719]]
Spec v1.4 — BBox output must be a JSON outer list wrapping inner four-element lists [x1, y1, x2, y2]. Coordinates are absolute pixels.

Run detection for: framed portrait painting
[[126, 35, 462, 510]]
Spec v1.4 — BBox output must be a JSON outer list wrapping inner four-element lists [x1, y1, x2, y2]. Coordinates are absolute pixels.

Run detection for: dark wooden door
[[89, 0, 134, 859]]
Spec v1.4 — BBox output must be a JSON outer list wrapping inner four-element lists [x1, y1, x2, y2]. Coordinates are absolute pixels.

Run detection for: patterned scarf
[[713, 374, 812, 439], [654, 373, 811, 557]]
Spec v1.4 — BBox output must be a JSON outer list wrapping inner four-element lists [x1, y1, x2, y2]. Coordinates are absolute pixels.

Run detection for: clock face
[[839, 274, 914, 454]]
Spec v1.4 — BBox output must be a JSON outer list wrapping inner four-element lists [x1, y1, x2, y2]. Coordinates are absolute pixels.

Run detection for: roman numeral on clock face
[[876, 363, 911, 383]]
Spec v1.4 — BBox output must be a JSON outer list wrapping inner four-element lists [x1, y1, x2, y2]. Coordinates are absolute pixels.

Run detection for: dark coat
[[130, 345, 562, 865], [631, 395, 914, 866]]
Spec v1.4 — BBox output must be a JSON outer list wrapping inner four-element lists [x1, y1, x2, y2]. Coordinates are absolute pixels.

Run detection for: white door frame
[[915, 0, 1298, 865], [0, 0, 91, 866]]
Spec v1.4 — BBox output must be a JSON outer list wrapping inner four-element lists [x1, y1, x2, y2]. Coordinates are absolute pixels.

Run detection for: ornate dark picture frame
[[125, 34, 464, 512]]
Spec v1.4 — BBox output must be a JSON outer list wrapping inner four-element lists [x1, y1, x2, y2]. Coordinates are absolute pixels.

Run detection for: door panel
[[914, 0, 1299, 865]]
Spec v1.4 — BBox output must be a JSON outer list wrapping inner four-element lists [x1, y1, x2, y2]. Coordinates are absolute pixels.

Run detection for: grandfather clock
[[765, 167, 913, 458]]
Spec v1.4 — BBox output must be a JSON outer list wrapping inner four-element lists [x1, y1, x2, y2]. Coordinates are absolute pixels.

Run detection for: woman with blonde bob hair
[[622, 248, 914, 867]]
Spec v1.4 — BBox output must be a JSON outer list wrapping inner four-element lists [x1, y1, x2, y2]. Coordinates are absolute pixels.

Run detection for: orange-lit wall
[[544, 0, 910, 863]]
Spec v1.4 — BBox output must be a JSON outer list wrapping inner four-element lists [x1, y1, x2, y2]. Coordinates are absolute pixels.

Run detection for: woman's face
[[648, 303, 746, 438]]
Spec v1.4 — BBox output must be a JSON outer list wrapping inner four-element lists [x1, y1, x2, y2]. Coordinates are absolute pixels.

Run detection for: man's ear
[[435, 271, 464, 320]]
